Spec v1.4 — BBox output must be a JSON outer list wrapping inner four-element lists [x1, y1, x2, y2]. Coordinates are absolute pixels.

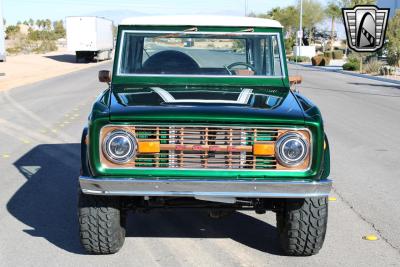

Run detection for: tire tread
[[78, 193, 126, 254], [277, 197, 328, 256]]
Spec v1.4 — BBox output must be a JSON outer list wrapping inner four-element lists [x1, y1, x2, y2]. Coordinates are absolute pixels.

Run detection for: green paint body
[[84, 24, 330, 182]]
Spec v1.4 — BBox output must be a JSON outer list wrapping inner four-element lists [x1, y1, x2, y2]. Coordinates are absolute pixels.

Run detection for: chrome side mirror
[[99, 70, 111, 84]]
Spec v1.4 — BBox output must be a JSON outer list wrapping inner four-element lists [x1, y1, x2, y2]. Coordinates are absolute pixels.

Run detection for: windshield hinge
[[241, 28, 254, 32], [184, 27, 198, 32]]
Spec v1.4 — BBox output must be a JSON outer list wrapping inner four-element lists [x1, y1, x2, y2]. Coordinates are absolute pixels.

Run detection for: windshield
[[117, 31, 284, 77]]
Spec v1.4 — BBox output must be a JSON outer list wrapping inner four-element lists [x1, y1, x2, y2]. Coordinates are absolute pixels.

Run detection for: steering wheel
[[143, 50, 200, 73], [225, 62, 256, 75]]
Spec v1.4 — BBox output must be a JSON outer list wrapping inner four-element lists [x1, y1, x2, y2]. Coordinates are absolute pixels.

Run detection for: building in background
[[378, 0, 400, 17], [0, 0, 5, 62]]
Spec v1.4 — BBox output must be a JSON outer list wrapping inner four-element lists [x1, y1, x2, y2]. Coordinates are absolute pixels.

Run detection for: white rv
[[66, 16, 113, 62]]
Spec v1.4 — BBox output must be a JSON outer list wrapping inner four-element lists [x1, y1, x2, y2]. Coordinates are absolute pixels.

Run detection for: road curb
[[289, 62, 400, 86]]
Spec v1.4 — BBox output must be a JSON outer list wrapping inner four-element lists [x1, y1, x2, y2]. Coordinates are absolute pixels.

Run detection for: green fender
[[321, 134, 330, 180]]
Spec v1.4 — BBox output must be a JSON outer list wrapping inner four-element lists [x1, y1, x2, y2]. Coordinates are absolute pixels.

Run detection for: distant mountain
[[196, 10, 244, 17], [85, 9, 244, 25], [85, 10, 151, 24]]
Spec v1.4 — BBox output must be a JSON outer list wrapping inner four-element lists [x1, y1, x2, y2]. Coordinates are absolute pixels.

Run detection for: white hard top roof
[[120, 15, 283, 28]]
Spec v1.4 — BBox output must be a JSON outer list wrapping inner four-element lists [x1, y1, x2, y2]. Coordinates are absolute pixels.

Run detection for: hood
[[108, 86, 305, 124]]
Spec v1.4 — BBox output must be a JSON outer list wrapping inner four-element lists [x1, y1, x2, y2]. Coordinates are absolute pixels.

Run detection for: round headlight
[[276, 133, 308, 167], [103, 130, 137, 164]]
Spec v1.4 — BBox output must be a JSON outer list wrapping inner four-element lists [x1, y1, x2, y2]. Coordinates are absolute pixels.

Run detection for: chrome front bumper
[[79, 176, 332, 198]]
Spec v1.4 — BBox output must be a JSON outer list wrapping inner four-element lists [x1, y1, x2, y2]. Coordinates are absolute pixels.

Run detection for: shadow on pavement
[[44, 54, 80, 64], [127, 210, 281, 255], [7, 144, 85, 254], [300, 85, 400, 97], [7, 143, 281, 255], [347, 82, 400, 90]]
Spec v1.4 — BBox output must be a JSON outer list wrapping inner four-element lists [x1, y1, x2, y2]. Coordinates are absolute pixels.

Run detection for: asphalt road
[[0, 62, 400, 266]]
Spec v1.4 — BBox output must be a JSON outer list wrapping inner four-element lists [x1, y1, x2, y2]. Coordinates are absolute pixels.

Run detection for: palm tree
[[35, 19, 42, 29], [340, 0, 376, 7], [45, 19, 52, 30], [325, 2, 341, 52]]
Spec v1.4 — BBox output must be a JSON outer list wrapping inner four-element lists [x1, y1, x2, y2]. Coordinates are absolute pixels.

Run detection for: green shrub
[[32, 40, 58, 54], [232, 40, 245, 53], [6, 47, 22, 55], [347, 54, 361, 64], [287, 56, 311, 62], [342, 62, 360, 71], [332, 50, 344, 59], [5, 25, 20, 39], [387, 54, 399, 67], [312, 56, 331, 66], [285, 36, 296, 54], [53, 20, 66, 39], [380, 65, 396, 75], [343, 53, 362, 71], [324, 50, 344, 60], [363, 59, 384, 74], [386, 9, 400, 66], [323, 52, 333, 59], [28, 29, 58, 42]]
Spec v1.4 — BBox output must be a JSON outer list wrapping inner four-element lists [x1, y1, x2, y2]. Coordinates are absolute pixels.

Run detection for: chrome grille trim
[[99, 125, 312, 172], [133, 125, 278, 170]]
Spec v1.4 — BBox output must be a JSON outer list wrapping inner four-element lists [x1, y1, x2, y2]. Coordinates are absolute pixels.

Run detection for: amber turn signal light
[[253, 143, 275, 156], [138, 141, 160, 153]]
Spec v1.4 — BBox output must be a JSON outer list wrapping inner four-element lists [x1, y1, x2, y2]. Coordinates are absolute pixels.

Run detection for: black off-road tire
[[78, 192, 126, 255], [276, 197, 328, 256]]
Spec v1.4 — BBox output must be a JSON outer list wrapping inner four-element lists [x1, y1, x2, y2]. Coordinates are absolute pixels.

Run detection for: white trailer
[[66, 16, 113, 63], [0, 0, 6, 62]]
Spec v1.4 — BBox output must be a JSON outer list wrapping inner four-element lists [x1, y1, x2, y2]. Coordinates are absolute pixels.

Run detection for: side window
[[259, 36, 282, 76], [272, 36, 283, 76], [120, 34, 144, 73], [260, 38, 272, 76]]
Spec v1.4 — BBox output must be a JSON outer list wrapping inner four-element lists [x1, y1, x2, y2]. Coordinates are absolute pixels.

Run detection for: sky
[[2, 0, 345, 37], [2, 0, 297, 24]]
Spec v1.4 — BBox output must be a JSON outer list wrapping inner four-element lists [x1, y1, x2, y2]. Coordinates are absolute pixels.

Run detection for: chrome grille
[[133, 126, 278, 169]]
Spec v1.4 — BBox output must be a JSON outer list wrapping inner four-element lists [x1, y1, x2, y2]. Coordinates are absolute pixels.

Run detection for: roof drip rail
[[120, 16, 283, 28]]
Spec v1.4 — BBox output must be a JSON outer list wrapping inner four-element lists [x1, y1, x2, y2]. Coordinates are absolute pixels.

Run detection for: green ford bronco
[[78, 15, 332, 256]]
